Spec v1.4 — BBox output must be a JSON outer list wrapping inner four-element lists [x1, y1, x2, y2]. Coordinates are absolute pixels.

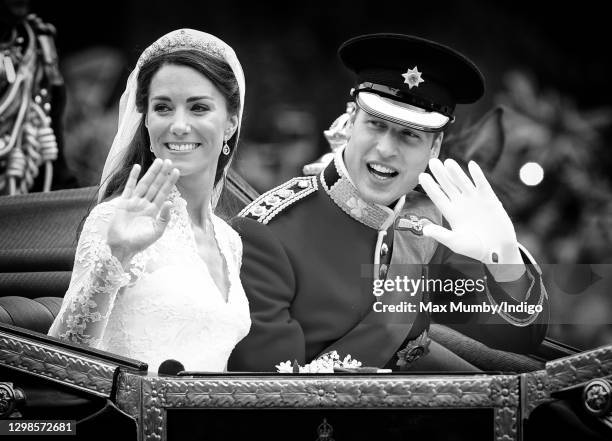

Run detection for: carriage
[[0, 173, 610, 440]]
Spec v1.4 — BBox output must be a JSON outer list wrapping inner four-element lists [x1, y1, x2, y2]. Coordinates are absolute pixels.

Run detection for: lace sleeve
[[48, 201, 134, 348]]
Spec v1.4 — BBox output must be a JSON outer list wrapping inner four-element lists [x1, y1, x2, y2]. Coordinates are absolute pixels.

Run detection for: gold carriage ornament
[[0, 14, 63, 195]]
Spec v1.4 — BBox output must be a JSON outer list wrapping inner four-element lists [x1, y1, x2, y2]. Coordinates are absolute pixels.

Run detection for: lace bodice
[[48, 188, 251, 372]]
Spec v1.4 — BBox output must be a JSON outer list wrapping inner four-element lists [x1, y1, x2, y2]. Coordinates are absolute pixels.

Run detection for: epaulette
[[238, 176, 318, 224]]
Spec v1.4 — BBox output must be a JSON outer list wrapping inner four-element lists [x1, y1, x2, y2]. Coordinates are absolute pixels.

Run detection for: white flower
[[276, 351, 363, 373], [275, 360, 294, 373], [301, 358, 334, 373], [342, 354, 362, 368]]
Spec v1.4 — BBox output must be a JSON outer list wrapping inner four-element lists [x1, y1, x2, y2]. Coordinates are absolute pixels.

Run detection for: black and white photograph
[[1, 0, 611, 439]]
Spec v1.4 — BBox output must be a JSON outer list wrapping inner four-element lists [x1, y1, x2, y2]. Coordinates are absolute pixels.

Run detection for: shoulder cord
[[0, 19, 57, 195]]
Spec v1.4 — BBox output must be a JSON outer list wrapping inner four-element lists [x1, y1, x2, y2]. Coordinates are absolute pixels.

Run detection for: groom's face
[[344, 109, 442, 206]]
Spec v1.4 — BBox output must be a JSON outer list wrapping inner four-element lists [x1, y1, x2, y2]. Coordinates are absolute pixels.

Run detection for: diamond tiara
[[137, 29, 226, 68]]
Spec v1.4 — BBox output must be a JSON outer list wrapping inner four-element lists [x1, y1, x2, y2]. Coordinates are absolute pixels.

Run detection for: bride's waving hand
[[108, 159, 179, 266]]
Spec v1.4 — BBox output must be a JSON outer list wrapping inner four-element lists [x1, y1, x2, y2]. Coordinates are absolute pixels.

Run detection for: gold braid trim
[[238, 176, 318, 224]]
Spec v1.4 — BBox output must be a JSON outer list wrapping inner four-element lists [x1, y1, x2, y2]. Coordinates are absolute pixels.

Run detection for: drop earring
[[222, 139, 230, 156]]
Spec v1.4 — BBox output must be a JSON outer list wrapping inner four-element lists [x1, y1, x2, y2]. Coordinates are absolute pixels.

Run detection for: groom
[[228, 33, 548, 372]]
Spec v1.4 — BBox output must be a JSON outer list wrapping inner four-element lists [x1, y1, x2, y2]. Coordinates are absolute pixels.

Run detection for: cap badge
[[402, 66, 424, 89]]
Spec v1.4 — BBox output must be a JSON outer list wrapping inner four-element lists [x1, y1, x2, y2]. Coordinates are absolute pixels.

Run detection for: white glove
[[418, 158, 525, 282]]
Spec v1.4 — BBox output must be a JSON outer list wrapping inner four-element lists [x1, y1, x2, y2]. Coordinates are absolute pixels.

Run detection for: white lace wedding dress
[[48, 188, 251, 372]]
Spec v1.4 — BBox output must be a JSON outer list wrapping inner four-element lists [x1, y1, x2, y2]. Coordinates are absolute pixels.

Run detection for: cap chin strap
[[353, 82, 455, 117], [356, 92, 452, 132]]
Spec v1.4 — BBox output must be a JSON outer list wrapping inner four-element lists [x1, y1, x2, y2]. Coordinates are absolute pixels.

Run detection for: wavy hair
[[101, 50, 240, 201]]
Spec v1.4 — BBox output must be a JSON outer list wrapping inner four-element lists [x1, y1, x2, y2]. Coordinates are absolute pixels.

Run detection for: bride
[[48, 29, 250, 372]]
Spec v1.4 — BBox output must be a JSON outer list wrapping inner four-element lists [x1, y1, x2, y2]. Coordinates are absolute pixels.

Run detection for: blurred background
[[2, 0, 611, 350]]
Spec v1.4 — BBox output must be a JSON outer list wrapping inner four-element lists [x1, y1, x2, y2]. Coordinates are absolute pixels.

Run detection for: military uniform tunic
[[228, 154, 548, 372]]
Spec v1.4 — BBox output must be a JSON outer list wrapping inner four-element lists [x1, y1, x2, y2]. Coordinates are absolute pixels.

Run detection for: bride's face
[[145, 64, 237, 181]]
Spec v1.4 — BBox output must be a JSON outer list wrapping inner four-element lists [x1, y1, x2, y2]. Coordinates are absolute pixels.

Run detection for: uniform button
[[380, 243, 389, 257], [379, 264, 388, 279]]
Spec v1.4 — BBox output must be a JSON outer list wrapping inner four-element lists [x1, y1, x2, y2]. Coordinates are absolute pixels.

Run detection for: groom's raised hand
[[418, 158, 525, 282]]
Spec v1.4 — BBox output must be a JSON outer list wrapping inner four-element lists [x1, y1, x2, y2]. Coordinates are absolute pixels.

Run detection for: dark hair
[[352, 105, 444, 146], [102, 50, 240, 201]]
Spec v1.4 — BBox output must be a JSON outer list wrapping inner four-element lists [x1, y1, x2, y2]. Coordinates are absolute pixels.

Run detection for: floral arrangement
[[275, 351, 362, 373]]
